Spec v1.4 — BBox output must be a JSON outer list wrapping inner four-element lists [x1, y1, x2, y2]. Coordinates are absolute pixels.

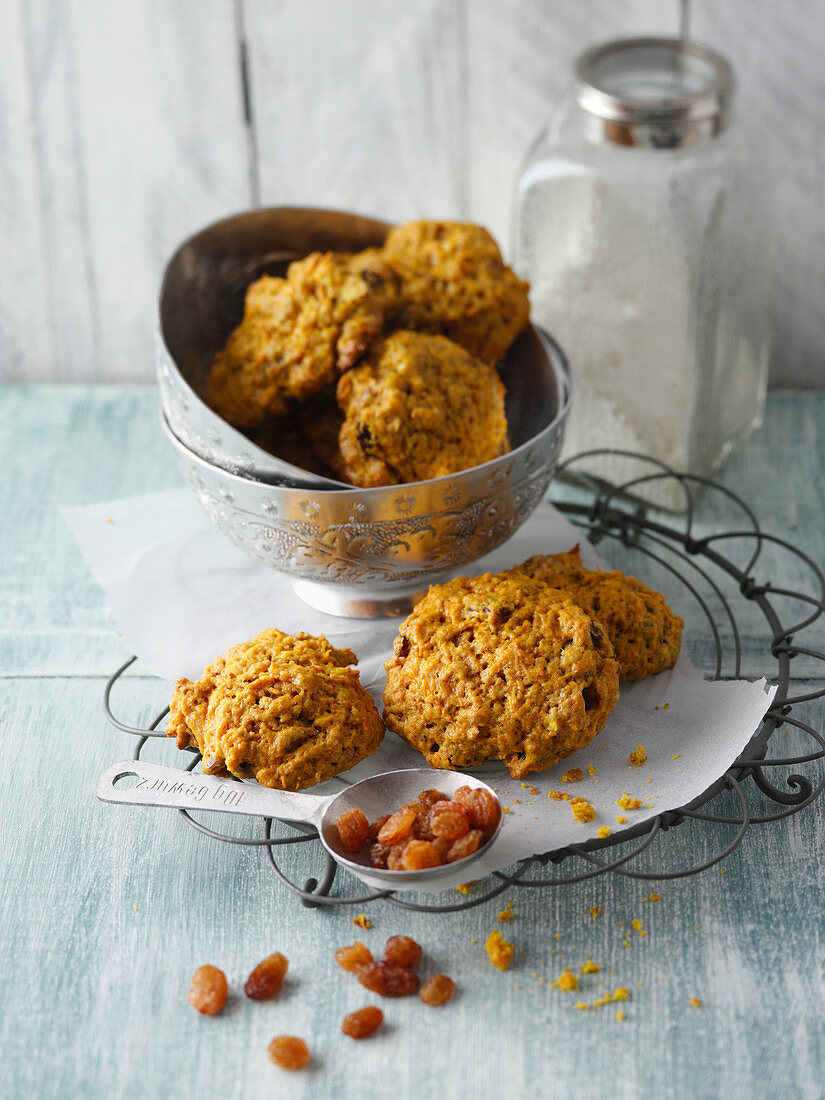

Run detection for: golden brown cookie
[[382, 220, 530, 363], [167, 628, 384, 791], [336, 330, 509, 487], [513, 548, 683, 681], [383, 572, 620, 779], [206, 250, 398, 428]]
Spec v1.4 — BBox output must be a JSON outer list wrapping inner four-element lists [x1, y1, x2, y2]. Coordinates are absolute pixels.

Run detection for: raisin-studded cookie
[[168, 629, 384, 791], [336, 330, 509, 487], [206, 249, 398, 428], [383, 572, 620, 779], [382, 220, 530, 363], [513, 548, 683, 681]]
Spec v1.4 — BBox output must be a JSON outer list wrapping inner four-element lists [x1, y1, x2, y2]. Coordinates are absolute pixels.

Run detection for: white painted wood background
[[2, 0, 823, 386]]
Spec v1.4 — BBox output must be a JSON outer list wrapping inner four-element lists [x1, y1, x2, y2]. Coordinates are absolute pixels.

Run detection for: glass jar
[[514, 37, 770, 509]]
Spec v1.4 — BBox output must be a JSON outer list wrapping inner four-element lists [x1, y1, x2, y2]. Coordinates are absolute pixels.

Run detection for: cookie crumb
[[615, 1010, 625, 1021], [580, 961, 600, 975], [485, 929, 514, 971], [457, 882, 475, 894], [352, 914, 372, 930], [616, 793, 643, 810], [589, 906, 601, 919], [555, 969, 579, 992], [570, 797, 595, 823], [689, 997, 702, 1008], [561, 768, 584, 782], [597, 826, 611, 839], [616, 816, 628, 824], [587, 764, 597, 776], [548, 789, 570, 801], [628, 745, 647, 766], [498, 910, 514, 922]]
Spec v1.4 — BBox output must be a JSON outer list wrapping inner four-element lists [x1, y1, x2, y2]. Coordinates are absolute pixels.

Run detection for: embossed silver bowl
[[157, 205, 572, 616], [162, 320, 571, 618]]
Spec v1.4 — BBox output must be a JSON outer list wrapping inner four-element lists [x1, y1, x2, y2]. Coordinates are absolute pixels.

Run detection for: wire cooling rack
[[102, 451, 825, 912]]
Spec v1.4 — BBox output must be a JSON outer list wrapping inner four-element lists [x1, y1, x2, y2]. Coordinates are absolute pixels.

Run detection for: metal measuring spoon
[[95, 760, 503, 888]]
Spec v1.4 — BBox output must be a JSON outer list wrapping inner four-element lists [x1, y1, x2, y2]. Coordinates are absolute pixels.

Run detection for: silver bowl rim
[[161, 323, 572, 499]]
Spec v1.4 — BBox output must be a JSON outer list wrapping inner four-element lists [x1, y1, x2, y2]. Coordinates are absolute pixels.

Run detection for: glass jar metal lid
[[575, 37, 734, 148]]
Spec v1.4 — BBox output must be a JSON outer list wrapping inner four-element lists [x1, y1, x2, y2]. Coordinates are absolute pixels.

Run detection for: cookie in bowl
[[206, 249, 398, 428], [167, 628, 384, 791], [512, 547, 684, 681], [383, 571, 620, 779], [336, 330, 509, 487], [382, 220, 531, 363]]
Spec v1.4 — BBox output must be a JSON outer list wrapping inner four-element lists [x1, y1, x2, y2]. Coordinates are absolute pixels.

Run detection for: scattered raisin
[[454, 787, 502, 836], [384, 935, 422, 968], [341, 1005, 384, 1039], [430, 810, 470, 841], [244, 952, 288, 1000], [335, 808, 370, 852], [188, 965, 228, 1015], [400, 839, 442, 870], [357, 961, 420, 997], [377, 807, 417, 845], [447, 828, 484, 863], [419, 974, 456, 1006], [268, 1035, 310, 1070], [335, 941, 374, 972]]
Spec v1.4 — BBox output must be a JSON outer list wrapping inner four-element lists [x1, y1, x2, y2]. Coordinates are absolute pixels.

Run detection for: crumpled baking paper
[[65, 490, 776, 893]]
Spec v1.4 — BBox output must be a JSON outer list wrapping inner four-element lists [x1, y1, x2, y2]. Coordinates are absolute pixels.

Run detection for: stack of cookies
[[383, 547, 684, 780], [205, 221, 530, 487]]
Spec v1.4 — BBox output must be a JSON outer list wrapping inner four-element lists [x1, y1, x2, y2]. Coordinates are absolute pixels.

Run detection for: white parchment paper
[[65, 490, 775, 892]]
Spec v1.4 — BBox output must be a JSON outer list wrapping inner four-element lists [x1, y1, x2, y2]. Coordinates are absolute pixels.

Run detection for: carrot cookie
[[167, 628, 384, 791], [382, 220, 530, 363], [206, 249, 398, 428], [383, 572, 620, 779], [514, 548, 683, 681], [336, 330, 509, 487]]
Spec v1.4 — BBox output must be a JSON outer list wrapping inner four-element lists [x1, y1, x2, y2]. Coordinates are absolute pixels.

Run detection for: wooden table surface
[[1, 386, 824, 1100]]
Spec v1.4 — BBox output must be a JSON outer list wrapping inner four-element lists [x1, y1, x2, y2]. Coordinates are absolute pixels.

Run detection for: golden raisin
[[188, 964, 228, 1015], [341, 1005, 384, 1039], [447, 828, 484, 863], [357, 961, 420, 997], [386, 840, 412, 870], [244, 952, 288, 1000], [400, 839, 442, 869], [377, 807, 417, 845], [454, 787, 501, 836], [335, 941, 374, 972], [431, 836, 451, 861], [335, 808, 370, 852], [430, 811, 470, 841], [419, 974, 455, 1006], [417, 788, 448, 811], [384, 935, 422, 968], [268, 1035, 310, 1070], [370, 841, 392, 868], [427, 799, 469, 821], [368, 814, 391, 842]]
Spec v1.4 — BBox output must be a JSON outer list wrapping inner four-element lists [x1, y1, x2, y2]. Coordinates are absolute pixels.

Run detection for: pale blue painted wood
[[1, 387, 824, 1099]]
